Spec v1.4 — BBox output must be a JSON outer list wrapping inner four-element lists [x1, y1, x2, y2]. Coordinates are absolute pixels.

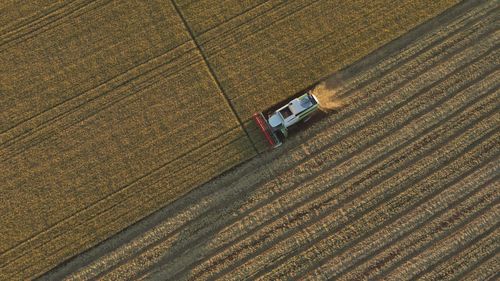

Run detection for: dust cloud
[[311, 82, 345, 112]]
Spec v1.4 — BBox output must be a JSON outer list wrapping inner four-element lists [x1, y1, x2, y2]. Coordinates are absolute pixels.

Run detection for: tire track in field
[[0, 1, 70, 35], [333, 0, 497, 98], [154, 35, 498, 278], [0, 1, 113, 52], [301, 161, 499, 280]]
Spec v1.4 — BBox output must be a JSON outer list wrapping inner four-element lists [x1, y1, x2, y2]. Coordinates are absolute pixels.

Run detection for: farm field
[[40, 0, 499, 280], [0, 0, 462, 279]]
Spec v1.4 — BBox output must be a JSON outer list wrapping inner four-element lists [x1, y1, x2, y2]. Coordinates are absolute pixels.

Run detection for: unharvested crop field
[[0, 0, 461, 279], [0, 1, 257, 279], [40, 1, 499, 280]]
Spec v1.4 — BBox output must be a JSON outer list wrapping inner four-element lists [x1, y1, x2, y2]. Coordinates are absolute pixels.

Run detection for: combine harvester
[[253, 91, 320, 148]]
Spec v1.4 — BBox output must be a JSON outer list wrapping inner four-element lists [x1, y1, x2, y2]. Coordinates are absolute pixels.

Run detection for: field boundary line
[[170, 0, 259, 155]]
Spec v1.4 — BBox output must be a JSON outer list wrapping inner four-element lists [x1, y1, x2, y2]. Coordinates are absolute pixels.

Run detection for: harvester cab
[[253, 92, 319, 149]]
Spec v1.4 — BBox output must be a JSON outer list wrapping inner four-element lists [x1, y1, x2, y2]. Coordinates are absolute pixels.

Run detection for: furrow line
[[461, 252, 500, 281], [301, 161, 499, 280], [384, 208, 500, 280], [419, 227, 500, 281], [339, 189, 499, 280]]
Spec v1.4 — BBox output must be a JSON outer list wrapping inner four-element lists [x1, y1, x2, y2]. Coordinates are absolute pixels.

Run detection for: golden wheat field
[[38, 0, 499, 280], [1, 0, 491, 280]]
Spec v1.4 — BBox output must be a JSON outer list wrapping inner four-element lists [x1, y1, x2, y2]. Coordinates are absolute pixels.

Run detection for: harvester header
[[253, 92, 319, 149]]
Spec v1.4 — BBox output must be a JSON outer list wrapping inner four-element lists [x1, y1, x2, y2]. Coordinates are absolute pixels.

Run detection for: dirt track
[[40, 0, 499, 280]]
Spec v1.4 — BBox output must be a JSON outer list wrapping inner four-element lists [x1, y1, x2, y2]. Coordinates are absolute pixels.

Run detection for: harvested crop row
[[189, 111, 498, 278], [259, 134, 499, 280], [384, 204, 499, 281], [181, 65, 498, 280], [418, 227, 499, 281], [332, 0, 496, 97], [462, 252, 500, 281], [340, 186, 499, 280], [302, 160, 499, 280]]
